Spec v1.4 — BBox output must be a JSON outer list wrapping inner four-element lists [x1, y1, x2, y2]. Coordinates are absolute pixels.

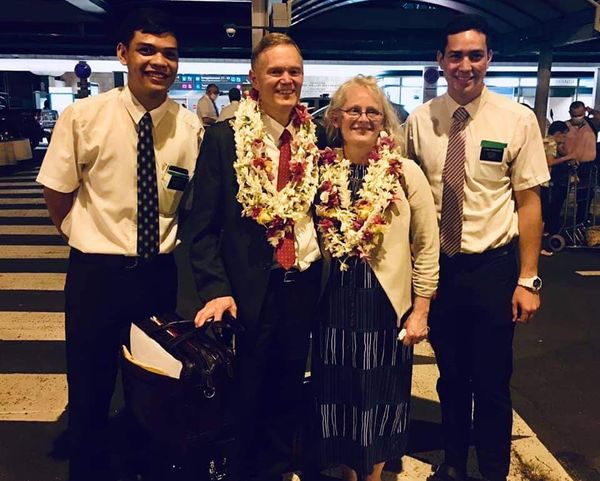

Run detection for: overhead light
[[163, 0, 251, 2], [65, 0, 107, 14]]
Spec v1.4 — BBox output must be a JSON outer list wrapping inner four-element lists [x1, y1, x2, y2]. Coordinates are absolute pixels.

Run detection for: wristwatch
[[517, 276, 542, 292]]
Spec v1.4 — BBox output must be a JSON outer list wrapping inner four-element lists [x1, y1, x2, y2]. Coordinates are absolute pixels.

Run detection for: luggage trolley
[[548, 162, 600, 251]]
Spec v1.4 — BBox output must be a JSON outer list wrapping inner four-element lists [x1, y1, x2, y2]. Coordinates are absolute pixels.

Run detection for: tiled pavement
[[0, 158, 577, 481]]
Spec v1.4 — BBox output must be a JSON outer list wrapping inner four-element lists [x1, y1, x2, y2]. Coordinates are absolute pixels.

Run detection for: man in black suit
[[189, 33, 325, 481]]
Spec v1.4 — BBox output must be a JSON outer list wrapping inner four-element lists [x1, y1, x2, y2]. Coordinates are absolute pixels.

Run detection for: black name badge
[[480, 140, 507, 163], [167, 166, 189, 191]]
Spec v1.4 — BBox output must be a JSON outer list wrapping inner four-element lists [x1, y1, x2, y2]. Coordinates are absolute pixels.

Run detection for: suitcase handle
[[167, 327, 209, 350], [145, 318, 195, 335], [142, 314, 243, 354]]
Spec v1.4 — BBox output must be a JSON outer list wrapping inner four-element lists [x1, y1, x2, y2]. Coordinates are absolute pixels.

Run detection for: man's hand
[[194, 296, 237, 327], [511, 285, 540, 323]]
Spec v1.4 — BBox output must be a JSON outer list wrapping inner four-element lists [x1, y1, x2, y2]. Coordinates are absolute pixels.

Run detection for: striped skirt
[[313, 258, 413, 476]]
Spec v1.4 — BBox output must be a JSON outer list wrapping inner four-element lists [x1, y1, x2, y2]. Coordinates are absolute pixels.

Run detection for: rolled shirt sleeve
[[510, 110, 550, 192], [36, 106, 83, 193]]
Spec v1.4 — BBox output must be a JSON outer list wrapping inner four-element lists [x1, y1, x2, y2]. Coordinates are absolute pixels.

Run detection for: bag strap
[[145, 319, 195, 335], [166, 327, 210, 350]]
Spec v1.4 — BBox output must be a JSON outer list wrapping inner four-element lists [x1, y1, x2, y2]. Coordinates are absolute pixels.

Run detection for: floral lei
[[233, 90, 320, 248], [316, 132, 405, 271]]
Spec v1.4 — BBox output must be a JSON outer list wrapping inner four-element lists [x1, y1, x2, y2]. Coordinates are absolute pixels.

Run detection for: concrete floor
[[0, 156, 597, 481]]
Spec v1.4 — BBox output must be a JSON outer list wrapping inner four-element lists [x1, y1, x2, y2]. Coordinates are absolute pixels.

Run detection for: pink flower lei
[[315, 132, 405, 270]]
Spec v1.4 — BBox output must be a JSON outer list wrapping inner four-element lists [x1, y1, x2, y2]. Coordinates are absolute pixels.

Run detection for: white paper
[[129, 323, 183, 379]]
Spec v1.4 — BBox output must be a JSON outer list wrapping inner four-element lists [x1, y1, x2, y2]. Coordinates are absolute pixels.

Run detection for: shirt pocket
[[157, 161, 188, 216], [475, 140, 509, 183]]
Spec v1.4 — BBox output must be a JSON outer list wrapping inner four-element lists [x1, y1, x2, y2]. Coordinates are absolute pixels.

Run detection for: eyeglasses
[[340, 107, 383, 121]]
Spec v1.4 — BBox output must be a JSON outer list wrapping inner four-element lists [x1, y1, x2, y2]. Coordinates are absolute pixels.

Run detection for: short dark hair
[[116, 8, 177, 48], [569, 101, 585, 112], [548, 121, 569, 136], [251, 33, 302, 69], [228, 87, 241, 102], [440, 14, 492, 54], [206, 84, 219, 93]]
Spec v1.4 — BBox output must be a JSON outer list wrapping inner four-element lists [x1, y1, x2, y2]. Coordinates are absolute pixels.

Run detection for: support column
[[594, 68, 600, 110], [252, 0, 269, 48], [534, 44, 552, 135]]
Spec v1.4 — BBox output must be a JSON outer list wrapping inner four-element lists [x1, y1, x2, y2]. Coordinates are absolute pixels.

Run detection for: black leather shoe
[[426, 464, 466, 481]]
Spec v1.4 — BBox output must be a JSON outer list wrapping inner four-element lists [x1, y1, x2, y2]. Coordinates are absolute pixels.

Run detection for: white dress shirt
[[37, 86, 203, 255], [406, 87, 550, 254]]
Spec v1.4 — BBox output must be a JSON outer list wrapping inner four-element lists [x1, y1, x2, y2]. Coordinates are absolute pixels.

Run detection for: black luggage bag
[[121, 312, 242, 481]]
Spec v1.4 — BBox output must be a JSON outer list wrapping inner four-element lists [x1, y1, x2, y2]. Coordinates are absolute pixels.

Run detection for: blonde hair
[[324, 76, 403, 148], [251, 33, 302, 69]]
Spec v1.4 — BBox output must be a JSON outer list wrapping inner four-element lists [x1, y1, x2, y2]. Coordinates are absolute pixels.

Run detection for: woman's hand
[[401, 295, 431, 346]]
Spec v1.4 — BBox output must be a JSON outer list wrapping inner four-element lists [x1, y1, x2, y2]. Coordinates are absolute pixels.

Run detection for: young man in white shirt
[[405, 14, 549, 481], [37, 8, 203, 481]]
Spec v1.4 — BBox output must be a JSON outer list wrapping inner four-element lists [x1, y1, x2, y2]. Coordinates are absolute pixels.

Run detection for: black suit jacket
[[189, 121, 328, 325]]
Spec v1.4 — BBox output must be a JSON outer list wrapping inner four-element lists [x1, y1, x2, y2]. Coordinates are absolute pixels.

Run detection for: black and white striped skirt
[[313, 257, 413, 477]]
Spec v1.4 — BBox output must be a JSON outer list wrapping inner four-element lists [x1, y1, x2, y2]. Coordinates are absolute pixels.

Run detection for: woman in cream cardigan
[[312, 76, 439, 481]]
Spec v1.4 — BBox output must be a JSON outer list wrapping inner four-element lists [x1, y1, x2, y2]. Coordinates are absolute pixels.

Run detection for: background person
[[313, 75, 439, 481], [562, 101, 600, 226], [216, 87, 242, 122], [541, 120, 570, 253], [196, 83, 220, 127]]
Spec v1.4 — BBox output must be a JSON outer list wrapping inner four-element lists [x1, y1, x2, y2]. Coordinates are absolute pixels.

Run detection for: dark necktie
[[211, 100, 219, 116], [440, 107, 469, 257], [137, 112, 159, 261], [275, 129, 296, 270]]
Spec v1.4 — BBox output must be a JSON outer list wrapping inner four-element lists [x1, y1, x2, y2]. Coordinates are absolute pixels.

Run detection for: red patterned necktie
[[275, 129, 296, 270], [440, 107, 469, 257]]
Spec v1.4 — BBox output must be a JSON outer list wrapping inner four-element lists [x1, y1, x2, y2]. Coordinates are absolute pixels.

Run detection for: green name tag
[[480, 140, 507, 163], [480, 140, 507, 149]]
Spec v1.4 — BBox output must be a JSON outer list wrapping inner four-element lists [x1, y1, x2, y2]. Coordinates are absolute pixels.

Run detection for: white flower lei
[[316, 131, 405, 271], [233, 95, 319, 247]]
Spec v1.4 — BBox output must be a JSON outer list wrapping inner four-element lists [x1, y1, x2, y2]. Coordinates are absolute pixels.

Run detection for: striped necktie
[[137, 112, 159, 261], [440, 106, 469, 257], [275, 129, 296, 270]]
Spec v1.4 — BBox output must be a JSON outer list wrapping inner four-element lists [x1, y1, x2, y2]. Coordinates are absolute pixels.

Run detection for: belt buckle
[[125, 257, 139, 269], [283, 269, 296, 283]]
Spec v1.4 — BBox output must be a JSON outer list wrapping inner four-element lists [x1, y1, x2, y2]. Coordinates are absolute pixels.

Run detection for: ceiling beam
[[500, 7, 599, 55], [292, 0, 514, 31]]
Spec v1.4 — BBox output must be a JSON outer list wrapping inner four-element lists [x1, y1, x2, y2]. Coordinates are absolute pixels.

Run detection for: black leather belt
[[442, 240, 515, 264], [270, 259, 321, 284], [71, 249, 171, 269], [270, 267, 302, 283]]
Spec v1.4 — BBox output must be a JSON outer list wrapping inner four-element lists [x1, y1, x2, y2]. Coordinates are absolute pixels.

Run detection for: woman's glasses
[[340, 107, 383, 121]]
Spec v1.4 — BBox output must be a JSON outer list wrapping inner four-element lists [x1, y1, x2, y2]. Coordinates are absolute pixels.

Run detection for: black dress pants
[[64, 249, 177, 481], [428, 244, 518, 481], [235, 261, 321, 481]]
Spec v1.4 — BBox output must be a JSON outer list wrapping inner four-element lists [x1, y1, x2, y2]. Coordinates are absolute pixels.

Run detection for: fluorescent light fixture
[[65, 0, 107, 13], [162, 0, 251, 2]]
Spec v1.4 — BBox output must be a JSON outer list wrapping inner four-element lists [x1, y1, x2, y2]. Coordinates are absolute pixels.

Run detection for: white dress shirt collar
[[262, 111, 294, 140], [121, 85, 171, 127], [443, 85, 487, 121]]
